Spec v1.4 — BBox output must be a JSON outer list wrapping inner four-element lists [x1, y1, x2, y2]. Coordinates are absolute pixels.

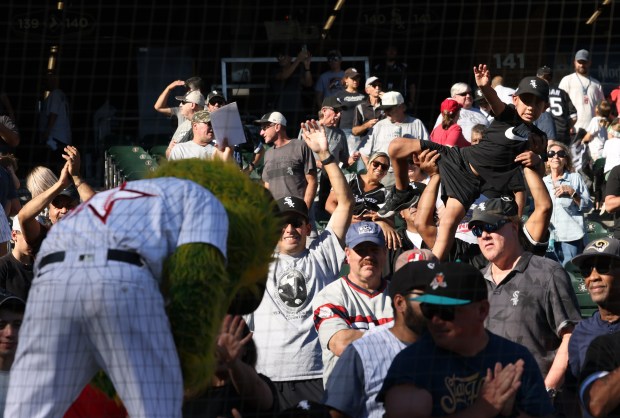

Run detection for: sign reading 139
[[492, 53, 525, 69]]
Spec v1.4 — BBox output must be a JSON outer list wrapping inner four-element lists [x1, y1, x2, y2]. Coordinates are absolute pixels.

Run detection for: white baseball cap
[[377, 91, 404, 110], [175, 90, 205, 107], [254, 111, 287, 127], [365, 76, 380, 87]]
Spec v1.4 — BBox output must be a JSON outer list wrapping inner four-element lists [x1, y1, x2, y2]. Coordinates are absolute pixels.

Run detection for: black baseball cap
[[389, 260, 438, 299], [415, 262, 488, 306], [513, 76, 549, 101], [0, 288, 25, 311], [276, 196, 308, 220], [536, 66, 553, 78], [468, 197, 518, 227], [321, 96, 347, 111]]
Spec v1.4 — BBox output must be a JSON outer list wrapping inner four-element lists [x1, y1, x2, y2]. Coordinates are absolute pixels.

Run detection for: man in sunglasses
[[313, 221, 393, 385], [432, 82, 490, 143], [322, 258, 432, 418], [245, 121, 353, 410], [379, 262, 554, 417], [565, 238, 620, 416], [469, 197, 581, 400], [164, 90, 206, 159]]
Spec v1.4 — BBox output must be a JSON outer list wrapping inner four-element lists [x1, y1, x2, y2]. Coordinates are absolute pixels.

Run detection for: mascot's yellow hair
[[94, 159, 280, 400]]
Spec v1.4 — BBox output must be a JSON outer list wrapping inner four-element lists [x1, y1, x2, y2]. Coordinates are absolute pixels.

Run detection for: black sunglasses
[[455, 92, 472, 97], [371, 161, 389, 171], [421, 303, 457, 321], [579, 257, 620, 277], [209, 98, 226, 106], [547, 150, 568, 159], [470, 219, 511, 238], [281, 216, 305, 229]]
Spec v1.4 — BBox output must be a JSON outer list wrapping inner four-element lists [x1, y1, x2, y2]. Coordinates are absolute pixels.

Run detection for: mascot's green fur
[[94, 159, 280, 400]]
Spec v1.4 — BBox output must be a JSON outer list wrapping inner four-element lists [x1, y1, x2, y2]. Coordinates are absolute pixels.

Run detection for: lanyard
[[576, 74, 592, 96]]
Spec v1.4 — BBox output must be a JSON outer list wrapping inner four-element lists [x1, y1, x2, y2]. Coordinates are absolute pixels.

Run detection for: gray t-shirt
[[482, 252, 581, 376], [246, 227, 345, 381], [262, 139, 316, 201]]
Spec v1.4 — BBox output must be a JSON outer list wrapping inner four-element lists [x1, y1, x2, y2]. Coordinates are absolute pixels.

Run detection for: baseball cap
[[175, 90, 205, 107], [254, 111, 287, 127], [57, 185, 80, 202], [468, 197, 518, 228], [575, 49, 590, 62], [0, 288, 25, 311], [440, 98, 462, 114], [536, 66, 553, 78], [415, 262, 488, 306], [206, 90, 226, 104], [345, 221, 385, 249], [365, 76, 380, 87], [377, 91, 404, 110], [513, 76, 549, 101], [276, 196, 308, 220], [322, 96, 347, 111], [393, 249, 438, 274], [11, 216, 21, 232], [192, 110, 211, 123], [389, 260, 438, 299], [343, 67, 361, 79], [571, 237, 620, 268], [473, 89, 487, 103]]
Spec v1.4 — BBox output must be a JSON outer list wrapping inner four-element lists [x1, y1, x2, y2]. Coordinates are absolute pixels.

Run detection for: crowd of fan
[[0, 46, 619, 417]]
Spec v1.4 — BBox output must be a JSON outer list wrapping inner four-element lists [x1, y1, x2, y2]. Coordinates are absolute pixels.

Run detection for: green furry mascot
[[95, 158, 279, 400]]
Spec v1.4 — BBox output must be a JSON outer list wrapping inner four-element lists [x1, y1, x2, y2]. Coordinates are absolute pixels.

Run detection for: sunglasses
[[369, 83, 382, 89], [371, 161, 389, 171], [261, 123, 275, 130], [579, 257, 620, 277], [421, 303, 457, 321], [281, 216, 305, 229], [470, 219, 511, 237], [455, 92, 472, 97], [547, 150, 568, 159]]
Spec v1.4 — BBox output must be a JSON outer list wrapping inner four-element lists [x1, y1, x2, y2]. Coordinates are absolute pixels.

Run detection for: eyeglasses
[[180, 101, 188, 105], [421, 303, 457, 321], [455, 92, 472, 97], [209, 99, 226, 106], [547, 150, 568, 159], [579, 257, 620, 277], [281, 216, 305, 229], [371, 161, 389, 171], [261, 123, 275, 130], [470, 219, 511, 237]]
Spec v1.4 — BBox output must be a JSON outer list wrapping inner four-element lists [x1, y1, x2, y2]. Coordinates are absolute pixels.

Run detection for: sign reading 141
[[493, 53, 525, 69]]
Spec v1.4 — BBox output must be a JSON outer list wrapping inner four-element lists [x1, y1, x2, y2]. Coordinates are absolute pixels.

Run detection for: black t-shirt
[[607, 165, 620, 239], [462, 105, 544, 196], [335, 91, 366, 130], [349, 175, 387, 215], [548, 84, 577, 145], [0, 252, 33, 300]]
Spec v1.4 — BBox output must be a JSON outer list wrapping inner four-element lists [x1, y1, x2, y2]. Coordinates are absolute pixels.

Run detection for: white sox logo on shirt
[[511, 290, 520, 306], [88, 182, 156, 224]]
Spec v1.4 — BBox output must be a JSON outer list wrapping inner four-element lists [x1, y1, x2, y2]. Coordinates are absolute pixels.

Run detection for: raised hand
[[418, 149, 440, 176], [216, 315, 252, 367], [473, 64, 491, 88], [300, 120, 329, 155]]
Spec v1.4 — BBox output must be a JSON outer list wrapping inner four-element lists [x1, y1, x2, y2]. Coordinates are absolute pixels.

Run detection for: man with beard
[[312, 221, 393, 385], [322, 259, 432, 418]]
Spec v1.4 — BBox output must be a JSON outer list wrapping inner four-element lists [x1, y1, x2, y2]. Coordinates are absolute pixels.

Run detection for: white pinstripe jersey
[[38, 177, 229, 280]]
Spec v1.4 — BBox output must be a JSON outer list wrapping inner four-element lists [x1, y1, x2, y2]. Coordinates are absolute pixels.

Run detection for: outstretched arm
[[154, 80, 184, 116], [301, 120, 353, 245], [474, 64, 506, 117]]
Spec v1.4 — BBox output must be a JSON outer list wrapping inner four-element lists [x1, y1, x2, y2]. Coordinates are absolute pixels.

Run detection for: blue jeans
[[551, 239, 584, 267]]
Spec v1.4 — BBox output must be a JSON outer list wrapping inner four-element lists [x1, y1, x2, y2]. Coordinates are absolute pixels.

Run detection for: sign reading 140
[[492, 53, 525, 69]]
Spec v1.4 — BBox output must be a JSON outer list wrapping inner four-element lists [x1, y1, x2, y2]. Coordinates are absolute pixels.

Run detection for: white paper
[[209, 102, 247, 147]]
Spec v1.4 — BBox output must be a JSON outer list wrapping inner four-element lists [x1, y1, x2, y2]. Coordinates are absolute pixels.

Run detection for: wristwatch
[[321, 154, 335, 166], [546, 387, 558, 399]]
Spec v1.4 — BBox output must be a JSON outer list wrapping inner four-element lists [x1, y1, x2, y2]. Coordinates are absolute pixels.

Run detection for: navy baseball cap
[[571, 237, 620, 268], [415, 262, 488, 306], [0, 288, 25, 311], [513, 76, 549, 101], [346, 221, 385, 249]]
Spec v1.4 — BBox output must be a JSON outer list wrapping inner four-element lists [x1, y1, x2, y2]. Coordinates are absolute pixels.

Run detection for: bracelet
[[321, 154, 335, 166]]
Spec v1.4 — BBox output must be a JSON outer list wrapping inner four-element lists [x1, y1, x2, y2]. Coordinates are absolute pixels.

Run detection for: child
[[582, 100, 611, 162], [379, 64, 548, 260], [603, 117, 620, 177], [430, 98, 471, 148]]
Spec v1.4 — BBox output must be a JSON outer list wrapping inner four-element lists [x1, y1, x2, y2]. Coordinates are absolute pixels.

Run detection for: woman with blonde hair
[[543, 141, 592, 266]]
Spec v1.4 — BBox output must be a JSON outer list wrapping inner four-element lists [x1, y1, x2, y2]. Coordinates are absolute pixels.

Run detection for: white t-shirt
[[168, 141, 216, 161], [558, 73, 605, 131], [433, 107, 489, 142], [603, 137, 620, 173], [246, 227, 345, 381], [585, 116, 607, 161]]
